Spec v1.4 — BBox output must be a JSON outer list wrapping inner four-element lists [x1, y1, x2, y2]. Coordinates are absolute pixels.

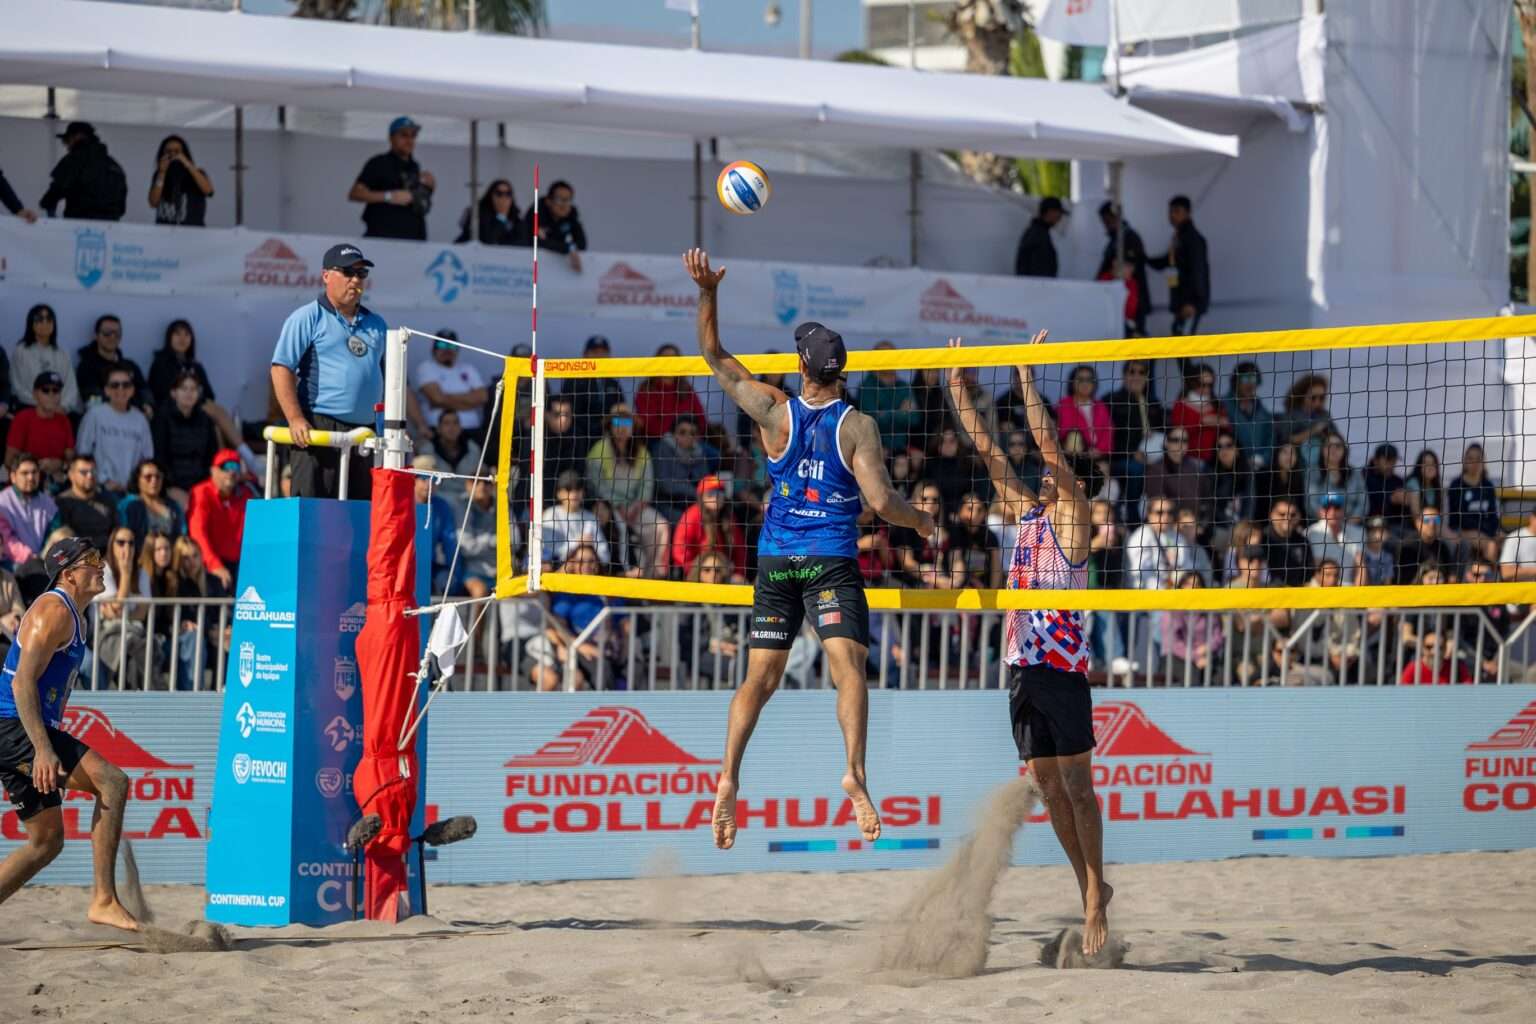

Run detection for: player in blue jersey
[[0, 537, 139, 932], [685, 248, 936, 850]]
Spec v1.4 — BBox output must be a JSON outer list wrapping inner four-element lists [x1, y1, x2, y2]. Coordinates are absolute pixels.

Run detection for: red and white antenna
[[527, 163, 545, 591]]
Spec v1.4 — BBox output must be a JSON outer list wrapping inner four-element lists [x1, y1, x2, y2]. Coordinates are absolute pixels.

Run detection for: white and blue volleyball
[[716, 160, 772, 216]]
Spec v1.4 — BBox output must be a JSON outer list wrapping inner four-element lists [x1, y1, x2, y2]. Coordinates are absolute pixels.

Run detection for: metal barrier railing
[[84, 595, 233, 692]]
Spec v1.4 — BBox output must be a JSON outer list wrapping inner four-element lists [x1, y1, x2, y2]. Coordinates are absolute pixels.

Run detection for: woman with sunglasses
[[97, 527, 155, 688], [117, 459, 185, 547], [12, 305, 80, 415], [526, 179, 586, 272], [455, 179, 529, 246], [584, 403, 668, 577]]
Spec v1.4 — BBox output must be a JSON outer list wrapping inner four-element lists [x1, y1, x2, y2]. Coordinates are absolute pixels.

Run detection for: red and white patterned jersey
[[1004, 506, 1090, 674]]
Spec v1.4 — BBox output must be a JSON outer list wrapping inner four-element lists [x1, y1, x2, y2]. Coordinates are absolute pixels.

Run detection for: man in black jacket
[[39, 123, 127, 222], [1, 167, 38, 223], [1261, 498, 1313, 587], [349, 116, 436, 241], [1096, 201, 1150, 335], [1014, 197, 1067, 278], [1148, 195, 1210, 335]]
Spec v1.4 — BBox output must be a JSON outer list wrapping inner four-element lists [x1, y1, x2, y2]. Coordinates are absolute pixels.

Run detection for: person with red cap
[[186, 448, 251, 594], [670, 474, 746, 580]]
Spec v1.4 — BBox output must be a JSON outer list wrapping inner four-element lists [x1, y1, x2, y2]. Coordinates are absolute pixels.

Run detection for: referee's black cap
[[322, 243, 374, 271], [794, 322, 846, 385]]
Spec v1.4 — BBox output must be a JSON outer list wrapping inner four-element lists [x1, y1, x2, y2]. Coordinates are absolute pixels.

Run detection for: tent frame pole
[[468, 120, 479, 231], [1110, 160, 1125, 269], [234, 106, 245, 227], [908, 150, 920, 267]]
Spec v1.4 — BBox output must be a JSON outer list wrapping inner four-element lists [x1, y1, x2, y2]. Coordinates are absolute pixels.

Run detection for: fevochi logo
[[334, 656, 358, 701], [919, 279, 1030, 332], [315, 767, 345, 799], [324, 715, 356, 753], [74, 229, 107, 288], [243, 238, 321, 289], [231, 754, 287, 786], [596, 262, 696, 312], [338, 602, 366, 635], [232, 753, 252, 784], [426, 249, 469, 303], [772, 269, 802, 325], [504, 706, 940, 836], [1463, 700, 1536, 813], [238, 642, 255, 687], [235, 586, 296, 629]]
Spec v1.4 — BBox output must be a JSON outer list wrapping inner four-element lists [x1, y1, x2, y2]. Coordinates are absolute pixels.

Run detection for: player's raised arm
[[1017, 329, 1092, 558], [944, 337, 1037, 512], [683, 248, 787, 432], [845, 412, 935, 537]]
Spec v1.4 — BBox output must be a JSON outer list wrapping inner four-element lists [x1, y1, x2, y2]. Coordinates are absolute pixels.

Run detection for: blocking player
[[946, 333, 1112, 957], [683, 248, 936, 852], [0, 538, 139, 932]]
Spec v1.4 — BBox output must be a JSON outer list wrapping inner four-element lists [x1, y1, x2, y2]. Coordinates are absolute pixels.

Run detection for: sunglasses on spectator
[[113, 538, 133, 547], [611, 417, 634, 428], [107, 380, 133, 390]]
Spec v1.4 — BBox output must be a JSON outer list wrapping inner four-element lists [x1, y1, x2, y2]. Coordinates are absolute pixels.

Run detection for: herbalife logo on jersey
[[235, 586, 296, 629]]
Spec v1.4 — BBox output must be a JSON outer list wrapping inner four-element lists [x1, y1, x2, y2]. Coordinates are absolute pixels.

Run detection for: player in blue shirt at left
[[684, 248, 936, 851]]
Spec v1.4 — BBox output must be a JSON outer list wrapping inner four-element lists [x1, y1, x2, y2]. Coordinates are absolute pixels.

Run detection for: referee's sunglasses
[[334, 266, 370, 280]]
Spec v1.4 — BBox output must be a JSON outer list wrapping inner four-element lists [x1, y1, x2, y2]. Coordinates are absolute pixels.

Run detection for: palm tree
[[296, 0, 544, 34], [946, 0, 1030, 189]]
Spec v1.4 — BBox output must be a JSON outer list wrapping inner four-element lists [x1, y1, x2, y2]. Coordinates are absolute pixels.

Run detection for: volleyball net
[[491, 315, 1536, 612]]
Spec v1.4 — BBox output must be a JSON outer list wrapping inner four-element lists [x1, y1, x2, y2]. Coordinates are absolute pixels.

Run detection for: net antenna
[[527, 162, 546, 592]]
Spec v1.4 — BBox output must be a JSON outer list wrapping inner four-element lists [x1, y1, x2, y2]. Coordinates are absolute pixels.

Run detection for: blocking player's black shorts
[[1008, 663, 1095, 761], [0, 717, 91, 821], [750, 556, 871, 650]]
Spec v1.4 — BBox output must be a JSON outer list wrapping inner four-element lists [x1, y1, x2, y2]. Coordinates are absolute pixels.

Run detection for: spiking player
[[946, 333, 1113, 957], [683, 248, 936, 852]]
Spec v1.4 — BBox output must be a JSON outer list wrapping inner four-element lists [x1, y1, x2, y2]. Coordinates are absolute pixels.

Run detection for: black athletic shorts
[[0, 717, 91, 821], [1008, 663, 1095, 761], [750, 556, 871, 650]]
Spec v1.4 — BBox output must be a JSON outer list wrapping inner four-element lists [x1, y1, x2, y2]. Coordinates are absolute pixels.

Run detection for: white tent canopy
[[0, 0, 1236, 162]]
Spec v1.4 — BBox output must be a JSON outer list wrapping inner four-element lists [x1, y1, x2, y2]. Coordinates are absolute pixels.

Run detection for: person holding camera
[[349, 116, 435, 241]]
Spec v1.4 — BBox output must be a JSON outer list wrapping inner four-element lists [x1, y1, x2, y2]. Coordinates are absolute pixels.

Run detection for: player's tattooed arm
[[683, 248, 787, 432], [846, 412, 935, 537], [944, 338, 1036, 511]]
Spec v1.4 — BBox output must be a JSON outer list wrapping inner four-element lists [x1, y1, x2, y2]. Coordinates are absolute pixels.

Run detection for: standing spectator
[[1395, 505, 1456, 585], [1147, 195, 1210, 334], [1125, 497, 1200, 591], [1223, 362, 1275, 469], [76, 315, 149, 411], [1363, 444, 1410, 534], [1014, 196, 1066, 278], [1253, 440, 1307, 524], [151, 368, 220, 505], [0, 166, 39, 223], [455, 179, 529, 246], [1305, 493, 1365, 584], [415, 332, 489, 438], [187, 449, 251, 594], [1104, 358, 1166, 523], [1446, 443, 1501, 560], [39, 122, 127, 222], [1096, 202, 1151, 335], [147, 135, 214, 226], [585, 404, 667, 577], [117, 459, 184, 545], [6, 372, 75, 481], [350, 116, 435, 240], [1143, 427, 1207, 519], [1305, 433, 1366, 522], [1169, 362, 1230, 462], [77, 367, 154, 495], [1206, 431, 1252, 552], [0, 457, 56, 599], [652, 416, 718, 521], [527, 180, 587, 272], [1260, 499, 1314, 587], [560, 336, 625, 446], [855, 341, 921, 452], [540, 470, 610, 569], [1360, 517, 1396, 585], [1274, 374, 1336, 468], [12, 304, 81, 414], [425, 410, 482, 478], [1055, 365, 1112, 460], [1404, 449, 1445, 521], [271, 244, 387, 500], [670, 474, 747, 580], [1098, 260, 1145, 338], [633, 345, 706, 439], [51, 455, 115, 552], [1500, 507, 1536, 581]]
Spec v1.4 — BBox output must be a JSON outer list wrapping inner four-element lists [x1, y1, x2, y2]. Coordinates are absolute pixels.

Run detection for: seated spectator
[[1125, 497, 1201, 590], [416, 333, 490, 440], [1395, 505, 1456, 585], [1459, 558, 1519, 681], [96, 526, 153, 685], [1205, 431, 1252, 552], [40, 122, 127, 222], [1400, 621, 1472, 685], [151, 368, 220, 505], [1305, 433, 1366, 522], [891, 480, 947, 587], [928, 427, 984, 512], [528, 545, 616, 691], [536, 395, 587, 505], [425, 409, 482, 478], [1363, 444, 1409, 534], [6, 372, 75, 482], [586, 403, 668, 577], [1221, 520, 1266, 582], [684, 550, 742, 685], [350, 116, 435, 241], [51, 455, 115, 552], [456, 179, 530, 246], [1223, 362, 1275, 469], [1225, 548, 1289, 682], [1500, 506, 1536, 581], [148, 135, 214, 226], [856, 505, 895, 584], [1086, 499, 1126, 665], [12, 304, 81, 414], [1260, 499, 1313, 587], [633, 347, 706, 440], [147, 321, 237, 445], [1174, 506, 1214, 583], [1160, 572, 1222, 675], [1446, 442, 1501, 561], [1404, 449, 1444, 520], [1004, 429, 1046, 496], [1169, 362, 1230, 462], [412, 454, 461, 596], [1360, 516, 1396, 585], [670, 475, 746, 581], [561, 336, 625, 447], [187, 448, 251, 595], [168, 535, 213, 689], [1226, 544, 1272, 590], [1275, 373, 1336, 468], [1305, 492, 1365, 583], [1143, 427, 1206, 520], [77, 316, 150, 413], [947, 492, 1002, 588], [911, 367, 955, 444], [855, 342, 921, 452], [1267, 636, 1333, 687], [454, 478, 499, 599], [1253, 441, 1307, 524], [1055, 365, 1112, 460], [0, 456, 57, 596], [1104, 359, 1167, 521], [541, 470, 610, 569], [118, 458, 185, 545], [78, 366, 154, 495], [652, 416, 719, 520], [0, 566, 24, 663], [528, 179, 587, 272], [1304, 558, 1362, 683]]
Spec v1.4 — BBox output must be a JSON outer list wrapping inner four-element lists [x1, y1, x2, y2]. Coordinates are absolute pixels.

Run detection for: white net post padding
[[382, 327, 414, 471]]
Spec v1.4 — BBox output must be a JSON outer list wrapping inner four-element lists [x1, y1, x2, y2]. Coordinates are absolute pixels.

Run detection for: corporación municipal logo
[[1463, 699, 1536, 813], [772, 269, 802, 325], [334, 656, 358, 700], [235, 586, 296, 629], [74, 228, 107, 288], [236, 703, 256, 739], [426, 249, 469, 303], [236, 702, 287, 740], [238, 642, 255, 687]]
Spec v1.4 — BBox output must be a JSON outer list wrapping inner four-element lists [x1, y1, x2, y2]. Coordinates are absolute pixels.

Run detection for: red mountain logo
[[246, 238, 302, 262], [61, 706, 193, 771], [920, 279, 973, 313], [1467, 700, 1536, 751], [598, 262, 654, 294], [505, 707, 718, 768], [243, 237, 319, 288], [1093, 701, 1204, 757]]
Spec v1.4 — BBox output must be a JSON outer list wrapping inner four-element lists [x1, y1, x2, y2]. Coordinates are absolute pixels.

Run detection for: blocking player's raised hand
[[683, 248, 726, 291]]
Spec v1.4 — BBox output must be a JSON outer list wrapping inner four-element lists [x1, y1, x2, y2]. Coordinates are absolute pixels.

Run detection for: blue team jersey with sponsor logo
[[0, 590, 86, 729], [759, 397, 862, 558]]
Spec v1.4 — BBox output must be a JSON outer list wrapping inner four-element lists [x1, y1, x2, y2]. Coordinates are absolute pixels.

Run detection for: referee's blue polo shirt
[[272, 294, 388, 428]]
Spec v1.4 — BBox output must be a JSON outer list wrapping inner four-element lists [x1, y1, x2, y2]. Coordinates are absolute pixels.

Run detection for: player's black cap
[[45, 537, 97, 588], [794, 322, 846, 385], [322, 243, 374, 270]]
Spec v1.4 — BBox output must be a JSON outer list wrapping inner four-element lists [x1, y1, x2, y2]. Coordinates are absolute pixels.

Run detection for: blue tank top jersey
[[758, 397, 863, 558], [0, 590, 86, 730]]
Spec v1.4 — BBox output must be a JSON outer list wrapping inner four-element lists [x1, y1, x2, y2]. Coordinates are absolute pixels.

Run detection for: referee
[[271, 243, 387, 499]]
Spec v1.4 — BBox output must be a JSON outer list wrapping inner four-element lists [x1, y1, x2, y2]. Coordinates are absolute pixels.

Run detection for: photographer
[[349, 116, 435, 241]]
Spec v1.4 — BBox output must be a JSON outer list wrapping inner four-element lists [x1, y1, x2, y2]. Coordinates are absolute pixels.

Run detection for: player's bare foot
[[1082, 881, 1113, 956], [712, 777, 738, 850], [87, 899, 140, 933], [841, 772, 881, 843]]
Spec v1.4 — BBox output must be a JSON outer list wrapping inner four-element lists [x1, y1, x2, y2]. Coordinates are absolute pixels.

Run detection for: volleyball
[[716, 160, 772, 215]]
